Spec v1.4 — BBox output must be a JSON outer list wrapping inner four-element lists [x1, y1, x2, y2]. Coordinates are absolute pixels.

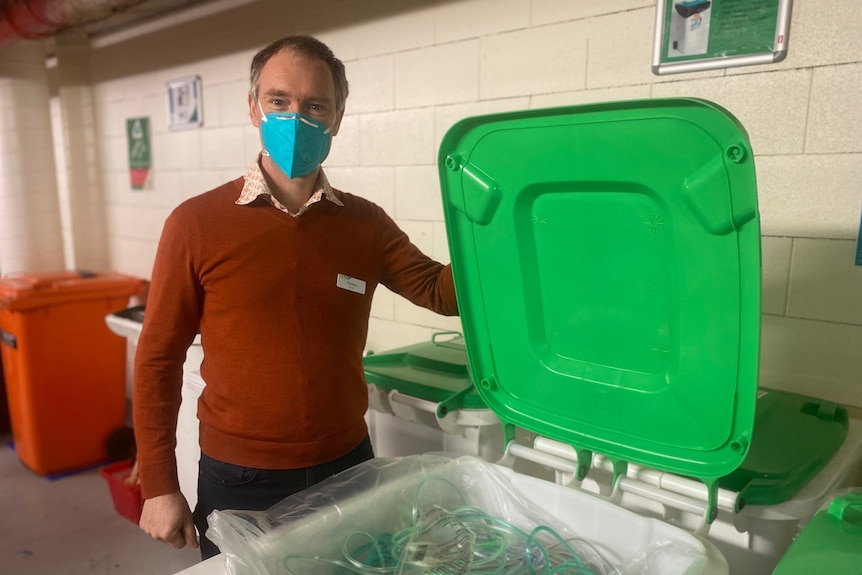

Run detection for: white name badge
[[336, 274, 367, 295]]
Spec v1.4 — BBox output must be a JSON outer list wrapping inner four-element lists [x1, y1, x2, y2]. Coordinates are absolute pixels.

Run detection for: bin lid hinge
[[436, 385, 473, 419]]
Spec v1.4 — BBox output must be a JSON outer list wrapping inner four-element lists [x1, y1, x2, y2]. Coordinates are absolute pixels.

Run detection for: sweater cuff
[[442, 264, 459, 316], [139, 458, 181, 500]]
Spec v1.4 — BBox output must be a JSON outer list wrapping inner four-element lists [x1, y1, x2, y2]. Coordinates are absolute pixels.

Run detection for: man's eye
[[270, 99, 284, 107]]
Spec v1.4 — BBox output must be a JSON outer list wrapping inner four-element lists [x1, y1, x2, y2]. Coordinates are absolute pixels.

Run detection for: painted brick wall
[[75, 0, 860, 409]]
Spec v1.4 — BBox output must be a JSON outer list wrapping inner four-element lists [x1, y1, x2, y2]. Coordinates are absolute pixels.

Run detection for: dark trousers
[[193, 435, 374, 560]]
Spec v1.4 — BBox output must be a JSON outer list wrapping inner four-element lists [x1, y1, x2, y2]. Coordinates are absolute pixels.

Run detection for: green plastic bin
[[720, 388, 848, 507], [364, 332, 504, 460], [771, 492, 862, 575], [364, 332, 487, 419], [435, 98, 862, 573]]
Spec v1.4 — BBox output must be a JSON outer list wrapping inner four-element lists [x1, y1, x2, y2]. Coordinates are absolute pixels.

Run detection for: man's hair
[[249, 35, 348, 113]]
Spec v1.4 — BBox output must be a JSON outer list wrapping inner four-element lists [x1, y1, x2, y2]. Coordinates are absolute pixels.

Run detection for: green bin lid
[[363, 333, 489, 414], [720, 388, 849, 506], [771, 492, 862, 575], [438, 98, 761, 483]]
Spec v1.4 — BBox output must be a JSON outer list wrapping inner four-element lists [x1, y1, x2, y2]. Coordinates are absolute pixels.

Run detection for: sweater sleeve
[[133, 212, 203, 500], [377, 209, 459, 317]]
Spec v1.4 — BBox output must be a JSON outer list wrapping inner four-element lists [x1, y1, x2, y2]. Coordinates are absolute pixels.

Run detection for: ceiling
[[0, 0, 236, 50], [79, 0, 212, 38]]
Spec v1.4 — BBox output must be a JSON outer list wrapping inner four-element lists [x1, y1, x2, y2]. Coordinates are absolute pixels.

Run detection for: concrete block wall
[[0, 41, 65, 274], [72, 0, 859, 410]]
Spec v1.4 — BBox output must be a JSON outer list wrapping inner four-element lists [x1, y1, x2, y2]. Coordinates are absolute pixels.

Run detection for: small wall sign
[[167, 75, 203, 130], [652, 0, 793, 75], [126, 117, 151, 190]]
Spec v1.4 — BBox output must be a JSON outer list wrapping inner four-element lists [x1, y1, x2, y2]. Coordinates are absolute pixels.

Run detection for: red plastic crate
[[100, 460, 143, 524]]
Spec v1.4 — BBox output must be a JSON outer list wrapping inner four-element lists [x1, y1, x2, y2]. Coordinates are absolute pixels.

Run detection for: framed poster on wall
[[166, 75, 203, 129], [652, 0, 793, 75], [126, 117, 151, 190]]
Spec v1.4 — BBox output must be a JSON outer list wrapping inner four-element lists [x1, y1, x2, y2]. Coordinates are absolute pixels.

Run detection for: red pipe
[[0, 0, 148, 50], [0, 0, 56, 45]]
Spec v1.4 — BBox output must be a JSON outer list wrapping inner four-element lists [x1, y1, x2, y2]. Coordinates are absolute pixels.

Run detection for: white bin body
[[366, 383, 504, 461], [715, 417, 862, 575], [184, 456, 728, 575], [177, 370, 205, 510], [547, 418, 862, 575]]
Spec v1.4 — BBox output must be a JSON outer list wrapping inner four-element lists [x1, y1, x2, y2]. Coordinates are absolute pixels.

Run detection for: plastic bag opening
[[207, 454, 707, 575]]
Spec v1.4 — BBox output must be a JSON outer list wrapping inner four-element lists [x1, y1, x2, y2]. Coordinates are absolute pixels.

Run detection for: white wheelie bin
[[364, 332, 504, 461]]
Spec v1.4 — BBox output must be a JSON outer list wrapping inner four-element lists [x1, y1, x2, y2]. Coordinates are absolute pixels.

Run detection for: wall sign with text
[[167, 75, 203, 130], [652, 0, 793, 75], [126, 117, 151, 190]]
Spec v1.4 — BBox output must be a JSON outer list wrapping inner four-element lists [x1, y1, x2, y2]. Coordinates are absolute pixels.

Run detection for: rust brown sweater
[[133, 177, 458, 499]]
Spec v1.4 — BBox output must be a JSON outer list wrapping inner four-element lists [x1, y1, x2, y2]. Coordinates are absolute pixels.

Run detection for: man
[[133, 35, 458, 560]]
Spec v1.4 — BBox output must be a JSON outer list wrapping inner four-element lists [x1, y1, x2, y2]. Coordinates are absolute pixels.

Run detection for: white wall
[[45, 0, 862, 411]]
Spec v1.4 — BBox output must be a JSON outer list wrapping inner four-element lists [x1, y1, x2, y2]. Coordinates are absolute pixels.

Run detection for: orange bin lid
[[0, 270, 146, 312]]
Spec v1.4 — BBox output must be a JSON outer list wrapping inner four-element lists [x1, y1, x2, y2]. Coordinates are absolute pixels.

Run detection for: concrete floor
[[0, 433, 200, 575]]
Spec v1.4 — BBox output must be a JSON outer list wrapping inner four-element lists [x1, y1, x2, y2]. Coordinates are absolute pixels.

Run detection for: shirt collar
[[236, 156, 343, 216]]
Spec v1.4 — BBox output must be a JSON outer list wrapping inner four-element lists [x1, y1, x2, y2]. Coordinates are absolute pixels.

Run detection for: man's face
[[249, 49, 343, 136]]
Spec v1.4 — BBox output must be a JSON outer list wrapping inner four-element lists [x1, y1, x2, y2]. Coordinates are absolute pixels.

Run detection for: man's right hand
[[139, 491, 199, 550]]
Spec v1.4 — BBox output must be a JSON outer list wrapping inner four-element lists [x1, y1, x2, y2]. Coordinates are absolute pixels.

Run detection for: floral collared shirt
[[235, 157, 343, 216]]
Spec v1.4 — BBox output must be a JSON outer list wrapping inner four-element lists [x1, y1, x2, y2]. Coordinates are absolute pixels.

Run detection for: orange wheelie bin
[[0, 270, 146, 476]]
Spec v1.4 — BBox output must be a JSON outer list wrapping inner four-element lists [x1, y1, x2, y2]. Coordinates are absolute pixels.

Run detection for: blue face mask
[[259, 104, 332, 179]]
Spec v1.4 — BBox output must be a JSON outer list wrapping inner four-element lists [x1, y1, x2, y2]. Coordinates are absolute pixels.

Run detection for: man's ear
[[249, 92, 262, 128], [329, 108, 345, 137]]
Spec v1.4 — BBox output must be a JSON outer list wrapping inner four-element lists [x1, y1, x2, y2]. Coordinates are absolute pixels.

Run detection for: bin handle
[[431, 331, 463, 347], [388, 390, 438, 415], [828, 493, 862, 526], [0, 329, 17, 349]]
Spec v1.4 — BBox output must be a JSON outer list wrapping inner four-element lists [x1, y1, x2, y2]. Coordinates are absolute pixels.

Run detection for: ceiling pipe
[[0, 0, 149, 49]]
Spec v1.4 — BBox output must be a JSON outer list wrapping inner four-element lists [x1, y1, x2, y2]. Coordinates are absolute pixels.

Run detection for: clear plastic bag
[[207, 454, 705, 575]]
